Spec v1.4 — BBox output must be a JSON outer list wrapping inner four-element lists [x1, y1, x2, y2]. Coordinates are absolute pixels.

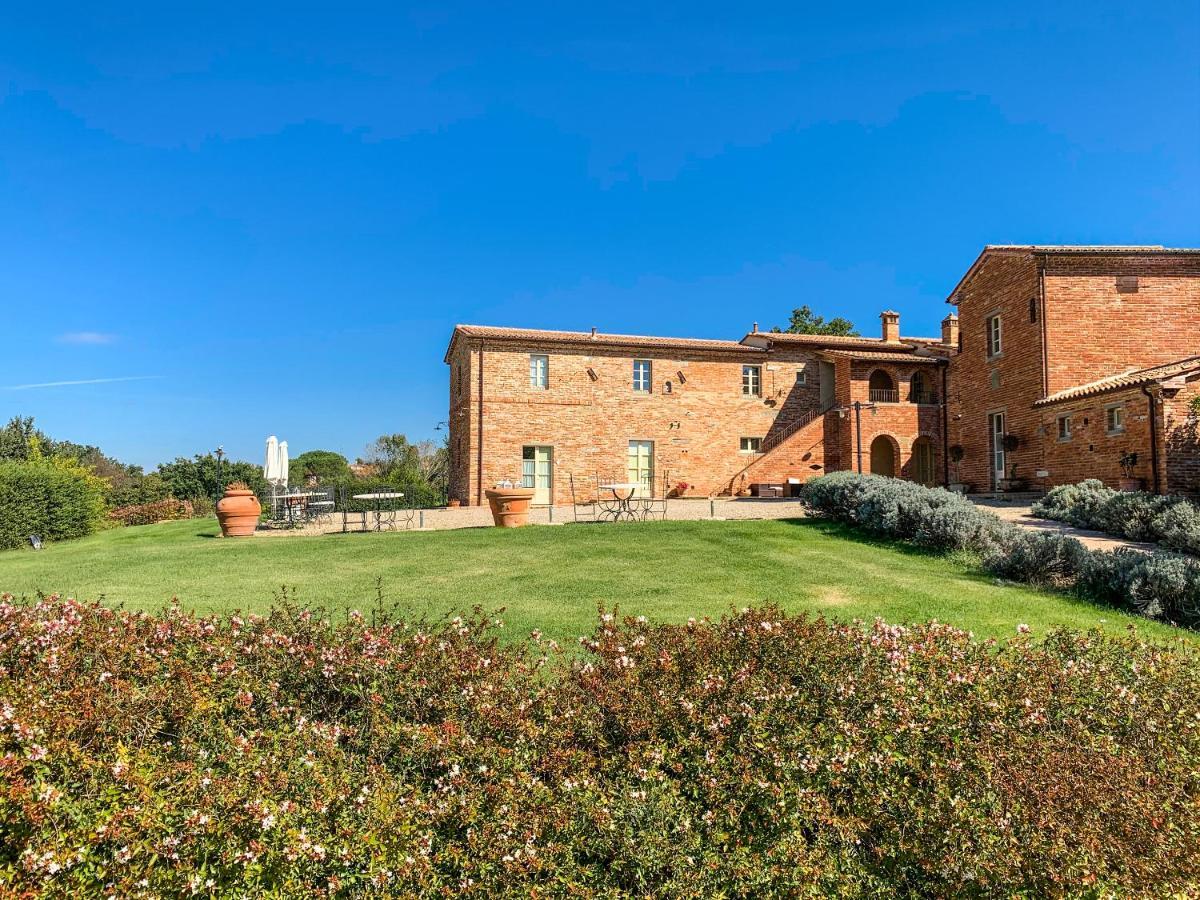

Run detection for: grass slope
[[0, 518, 1189, 644]]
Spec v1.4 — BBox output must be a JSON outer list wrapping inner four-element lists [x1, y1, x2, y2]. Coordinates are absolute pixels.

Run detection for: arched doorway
[[910, 436, 936, 486], [869, 435, 898, 476]]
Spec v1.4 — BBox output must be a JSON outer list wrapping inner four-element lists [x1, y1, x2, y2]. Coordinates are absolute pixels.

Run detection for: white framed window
[[1106, 403, 1125, 435], [529, 354, 548, 389], [986, 315, 1002, 357], [633, 359, 652, 393], [795, 370, 807, 385], [739, 437, 762, 453], [1057, 415, 1072, 441], [742, 365, 761, 396]]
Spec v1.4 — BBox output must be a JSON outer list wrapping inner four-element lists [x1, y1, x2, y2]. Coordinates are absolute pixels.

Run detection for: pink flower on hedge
[[1017, 623, 1031, 634]]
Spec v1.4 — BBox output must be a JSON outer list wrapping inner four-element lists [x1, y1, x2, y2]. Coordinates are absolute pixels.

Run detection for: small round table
[[352, 492, 406, 531], [598, 482, 642, 521]]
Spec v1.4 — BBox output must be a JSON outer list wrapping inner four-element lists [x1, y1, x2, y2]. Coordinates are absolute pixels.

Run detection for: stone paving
[[255, 497, 812, 536], [256, 494, 1154, 555], [970, 499, 1155, 554]]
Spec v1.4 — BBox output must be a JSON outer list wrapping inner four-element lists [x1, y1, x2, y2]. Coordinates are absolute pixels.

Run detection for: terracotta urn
[[216, 485, 261, 537], [484, 487, 535, 528], [1118, 477, 1145, 492]]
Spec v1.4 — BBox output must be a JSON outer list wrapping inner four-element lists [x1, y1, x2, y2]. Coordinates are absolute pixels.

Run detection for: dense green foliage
[[158, 454, 271, 504], [1, 596, 1196, 897], [0, 456, 107, 550], [107, 498, 195, 527], [772, 303, 859, 336], [802, 472, 1200, 628], [1034, 479, 1200, 555], [289, 450, 353, 485]]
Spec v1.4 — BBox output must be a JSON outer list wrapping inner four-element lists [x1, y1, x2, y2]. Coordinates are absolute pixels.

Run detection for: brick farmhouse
[[445, 246, 1199, 506]]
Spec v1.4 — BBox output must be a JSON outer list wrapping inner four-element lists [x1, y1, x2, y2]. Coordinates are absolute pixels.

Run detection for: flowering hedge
[[107, 497, 195, 527], [2, 596, 1199, 897]]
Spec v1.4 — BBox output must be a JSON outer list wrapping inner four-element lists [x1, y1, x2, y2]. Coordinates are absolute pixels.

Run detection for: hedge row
[[0, 458, 107, 550], [801, 472, 1200, 628], [1033, 479, 1200, 556], [107, 498, 195, 527], [1, 597, 1198, 897]]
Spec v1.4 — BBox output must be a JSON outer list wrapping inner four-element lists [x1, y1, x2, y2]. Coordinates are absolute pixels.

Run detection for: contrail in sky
[[2, 375, 164, 390]]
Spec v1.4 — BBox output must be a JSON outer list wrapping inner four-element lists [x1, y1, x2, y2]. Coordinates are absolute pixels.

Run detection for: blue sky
[[2, 2, 1197, 469]]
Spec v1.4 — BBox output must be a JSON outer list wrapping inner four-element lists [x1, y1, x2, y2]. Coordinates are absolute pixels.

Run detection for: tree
[[774, 305, 859, 336], [363, 434, 424, 483], [157, 454, 270, 503], [289, 450, 352, 485], [0, 416, 40, 461]]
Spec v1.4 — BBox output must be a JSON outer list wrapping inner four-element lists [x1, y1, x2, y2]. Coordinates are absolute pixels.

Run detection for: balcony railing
[[909, 390, 939, 405], [868, 388, 899, 403]]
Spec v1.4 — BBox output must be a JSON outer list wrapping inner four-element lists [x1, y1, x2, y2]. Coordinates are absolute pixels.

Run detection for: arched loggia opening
[[869, 434, 899, 477], [868, 370, 898, 403]]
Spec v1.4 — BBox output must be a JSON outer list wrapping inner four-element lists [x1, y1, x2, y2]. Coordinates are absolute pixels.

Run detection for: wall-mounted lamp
[[664, 381, 672, 394]]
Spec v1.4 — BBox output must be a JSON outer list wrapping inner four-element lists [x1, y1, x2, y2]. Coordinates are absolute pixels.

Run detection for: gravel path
[[970, 499, 1155, 554], [255, 497, 811, 537]]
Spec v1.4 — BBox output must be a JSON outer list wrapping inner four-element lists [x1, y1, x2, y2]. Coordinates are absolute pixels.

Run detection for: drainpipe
[[476, 343, 485, 506], [1141, 385, 1161, 494], [854, 401, 863, 473], [940, 363, 950, 487]]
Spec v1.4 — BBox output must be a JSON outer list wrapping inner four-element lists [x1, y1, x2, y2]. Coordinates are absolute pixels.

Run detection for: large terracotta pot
[[1118, 477, 1145, 492], [216, 487, 261, 537], [485, 487, 536, 528]]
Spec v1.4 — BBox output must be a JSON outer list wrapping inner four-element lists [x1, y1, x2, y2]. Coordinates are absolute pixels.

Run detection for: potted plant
[[216, 482, 261, 537], [947, 445, 967, 493], [669, 480, 692, 498], [484, 481, 536, 527], [1118, 452, 1143, 492]]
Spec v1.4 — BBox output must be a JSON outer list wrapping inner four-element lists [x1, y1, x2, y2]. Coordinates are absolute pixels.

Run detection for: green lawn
[[0, 517, 1190, 644]]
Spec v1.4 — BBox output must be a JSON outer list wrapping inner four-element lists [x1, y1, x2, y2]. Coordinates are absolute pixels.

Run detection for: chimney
[[880, 310, 900, 343], [941, 313, 959, 347], [752, 321, 759, 333]]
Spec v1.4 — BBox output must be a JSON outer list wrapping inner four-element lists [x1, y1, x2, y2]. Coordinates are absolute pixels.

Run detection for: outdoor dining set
[[266, 487, 419, 532], [567, 472, 671, 523]]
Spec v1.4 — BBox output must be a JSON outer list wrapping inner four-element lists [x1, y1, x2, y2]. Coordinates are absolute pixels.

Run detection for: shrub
[[981, 531, 1089, 588], [107, 498, 195, 527], [1, 598, 1198, 897], [1034, 480, 1200, 555], [802, 473, 1200, 629], [1153, 502, 1200, 556], [1076, 549, 1200, 627], [1032, 479, 1113, 525], [0, 457, 107, 550]]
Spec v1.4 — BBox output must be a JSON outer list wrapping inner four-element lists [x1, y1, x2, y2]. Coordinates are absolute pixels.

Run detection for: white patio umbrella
[[277, 440, 289, 488], [263, 435, 281, 484]]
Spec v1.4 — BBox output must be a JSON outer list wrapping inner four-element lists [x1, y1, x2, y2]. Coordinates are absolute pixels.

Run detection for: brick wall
[[447, 339, 834, 505], [946, 252, 1042, 490], [1034, 389, 1155, 490], [1164, 375, 1200, 496], [946, 250, 1199, 493], [1043, 255, 1200, 393]]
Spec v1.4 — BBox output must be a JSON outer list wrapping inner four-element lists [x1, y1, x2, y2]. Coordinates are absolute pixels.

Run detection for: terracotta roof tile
[[818, 349, 943, 364], [446, 324, 762, 361], [741, 332, 932, 349], [1034, 356, 1200, 406]]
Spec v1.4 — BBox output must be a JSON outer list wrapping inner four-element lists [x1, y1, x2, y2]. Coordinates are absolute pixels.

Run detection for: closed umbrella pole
[[278, 441, 289, 489], [264, 435, 280, 484]]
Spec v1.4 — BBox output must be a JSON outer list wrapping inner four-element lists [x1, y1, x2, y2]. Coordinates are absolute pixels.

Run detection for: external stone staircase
[[720, 404, 834, 495]]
